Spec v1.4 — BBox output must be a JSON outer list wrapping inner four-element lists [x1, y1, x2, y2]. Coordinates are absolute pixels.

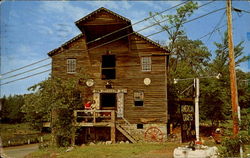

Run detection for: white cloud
[[85, 1, 119, 10], [139, 1, 164, 11], [85, 1, 132, 11], [40, 1, 89, 21], [37, 25, 54, 35], [120, 1, 132, 10]]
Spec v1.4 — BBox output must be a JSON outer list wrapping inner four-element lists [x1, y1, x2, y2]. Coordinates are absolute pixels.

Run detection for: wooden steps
[[116, 124, 137, 143]]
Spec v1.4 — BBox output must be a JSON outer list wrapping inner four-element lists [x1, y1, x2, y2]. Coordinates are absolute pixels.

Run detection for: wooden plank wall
[[51, 19, 168, 125]]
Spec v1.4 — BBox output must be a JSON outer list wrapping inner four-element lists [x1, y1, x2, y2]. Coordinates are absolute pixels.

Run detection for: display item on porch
[[85, 101, 92, 110]]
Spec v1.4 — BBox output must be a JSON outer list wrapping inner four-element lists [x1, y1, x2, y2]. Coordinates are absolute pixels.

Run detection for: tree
[[22, 76, 85, 146], [199, 31, 250, 127], [0, 95, 25, 123]]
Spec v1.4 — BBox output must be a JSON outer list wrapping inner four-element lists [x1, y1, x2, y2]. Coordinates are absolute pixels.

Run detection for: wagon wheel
[[144, 127, 163, 142]]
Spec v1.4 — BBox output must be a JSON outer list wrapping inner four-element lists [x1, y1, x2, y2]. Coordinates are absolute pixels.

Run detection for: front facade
[[48, 7, 170, 144]]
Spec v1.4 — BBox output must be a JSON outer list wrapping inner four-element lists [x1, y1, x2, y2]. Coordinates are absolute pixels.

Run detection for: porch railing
[[74, 110, 115, 124]]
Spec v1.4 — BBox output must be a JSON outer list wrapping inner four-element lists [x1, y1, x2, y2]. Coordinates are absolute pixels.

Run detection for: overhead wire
[[83, 2, 221, 53], [206, 10, 226, 41], [0, 69, 51, 86], [233, 7, 250, 14], [1, 1, 220, 85], [1, 63, 51, 80], [0, 1, 190, 77], [198, 16, 238, 40], [147, 7, 226, 38], [0, 57, 50, 76]]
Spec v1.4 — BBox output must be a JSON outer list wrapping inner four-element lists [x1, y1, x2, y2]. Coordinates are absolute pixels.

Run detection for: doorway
[[100, 93, 117, 110]]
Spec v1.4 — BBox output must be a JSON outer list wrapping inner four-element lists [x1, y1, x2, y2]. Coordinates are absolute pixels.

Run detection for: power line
[[0, 58, 50, 76], [198, 16, 238, 40], [147, 7, 226, 38], [198, 24, 226, 40], [206, 11, 226, 41], [86, 1, 190, 45], [1, 63, 51, 80], [0, 7, 224, 86], [0, 1, 215, 77], [233, 7, 250, 14], [0, 1, 218, 84], [0, 1, 188, 77], [84, 3, 221, 53], [0, 69, 51, 86]]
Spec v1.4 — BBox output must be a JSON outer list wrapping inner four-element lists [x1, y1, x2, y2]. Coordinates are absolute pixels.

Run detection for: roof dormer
[[75, 7, 133, 45]]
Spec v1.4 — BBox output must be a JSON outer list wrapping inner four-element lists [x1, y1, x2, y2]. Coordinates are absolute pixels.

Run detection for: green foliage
[[150, 1, 198, 49], [150, 2, 210, 125], [199, 32, 250, 126], [150, 3, 250, 128], [0, 95, 25, 123], [219, 131, 250, 157], [22, 76, 85, 146]]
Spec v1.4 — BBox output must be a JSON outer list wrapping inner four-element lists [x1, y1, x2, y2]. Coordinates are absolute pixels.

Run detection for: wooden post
[[71, 111, 76, 146], [110, 110, 116, 143], [51, 108, 58, 146], [93, 110, 96, 123], [226, 0, 239, 136]]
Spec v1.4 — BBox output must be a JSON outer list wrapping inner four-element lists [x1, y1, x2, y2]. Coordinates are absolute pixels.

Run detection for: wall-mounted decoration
[[143, 78, 151, 85], [86, 79, 94, 87]]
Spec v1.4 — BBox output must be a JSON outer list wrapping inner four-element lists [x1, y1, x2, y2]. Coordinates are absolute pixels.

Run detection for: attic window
[[102, 55, 116, 80], [67, 58, 76, 73], [141, 57, 151, 72], [134, 91, 144, 107]]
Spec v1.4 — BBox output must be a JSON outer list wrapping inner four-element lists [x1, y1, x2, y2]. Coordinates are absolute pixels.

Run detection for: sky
[[0, 0, 250, 97]]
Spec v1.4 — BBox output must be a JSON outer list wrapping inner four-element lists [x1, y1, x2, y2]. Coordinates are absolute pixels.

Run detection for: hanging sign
[[180, 98, 196, 143]]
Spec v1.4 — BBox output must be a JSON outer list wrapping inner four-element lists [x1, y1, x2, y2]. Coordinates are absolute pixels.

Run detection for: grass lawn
[[26, 142, 182, 158]]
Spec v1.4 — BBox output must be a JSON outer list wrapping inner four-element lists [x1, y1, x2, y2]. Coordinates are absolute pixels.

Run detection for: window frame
[[141, 56, 152, 72], [101, 55, 116, 80], [67, 58, 76, 73], [134, 90, 144, 107]]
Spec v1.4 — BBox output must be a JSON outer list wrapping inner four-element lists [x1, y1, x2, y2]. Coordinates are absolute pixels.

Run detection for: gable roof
[[48, 31, 169, 57], [48, 7, 170, 57], [48, 34, 84, 56], [133, 32, 169, 52], [75, 7, 131, 26]]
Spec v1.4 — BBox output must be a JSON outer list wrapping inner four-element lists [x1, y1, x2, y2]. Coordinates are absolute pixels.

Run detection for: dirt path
[[2, 144, 39, 158]]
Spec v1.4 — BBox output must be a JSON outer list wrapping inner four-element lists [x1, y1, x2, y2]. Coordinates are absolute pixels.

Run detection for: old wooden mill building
[[48, 7, 170, 144]]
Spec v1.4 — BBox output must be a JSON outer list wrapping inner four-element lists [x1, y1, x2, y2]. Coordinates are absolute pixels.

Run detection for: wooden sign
[[179, 99, 196, 143]]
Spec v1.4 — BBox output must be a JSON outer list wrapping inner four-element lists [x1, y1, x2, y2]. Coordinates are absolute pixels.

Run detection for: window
[[134, 91, 144, 106], [137, 124, 144, 129], [141, 57, 151, 71], [67, 59, 76, 73], [102, 55, 116, 80]]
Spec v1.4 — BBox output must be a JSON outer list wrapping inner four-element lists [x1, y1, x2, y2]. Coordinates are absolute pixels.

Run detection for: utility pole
[[194, 78, 200, 142], [226, 0, 239, 136]]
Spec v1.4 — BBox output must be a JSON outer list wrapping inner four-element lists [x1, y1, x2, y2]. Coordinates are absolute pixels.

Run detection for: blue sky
[[0, 1, 250, 97]]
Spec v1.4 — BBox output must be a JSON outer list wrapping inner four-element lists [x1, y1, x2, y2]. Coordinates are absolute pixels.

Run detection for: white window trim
[[67, 58, 76, 73], [134, 90, 144, 107], [141, 56, 151, 72]]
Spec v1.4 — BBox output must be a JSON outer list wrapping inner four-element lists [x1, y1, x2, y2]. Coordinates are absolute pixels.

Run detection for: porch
[[74, 110, 115, 127], [74, 109, 137, 144]]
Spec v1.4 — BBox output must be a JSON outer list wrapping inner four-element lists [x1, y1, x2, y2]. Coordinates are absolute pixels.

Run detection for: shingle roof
[[75, 7, 131, 25]]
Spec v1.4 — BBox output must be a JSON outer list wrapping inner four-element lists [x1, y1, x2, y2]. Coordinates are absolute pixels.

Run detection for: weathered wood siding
[[50, 9, 168, 125], [51, 34, 167, 124]]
